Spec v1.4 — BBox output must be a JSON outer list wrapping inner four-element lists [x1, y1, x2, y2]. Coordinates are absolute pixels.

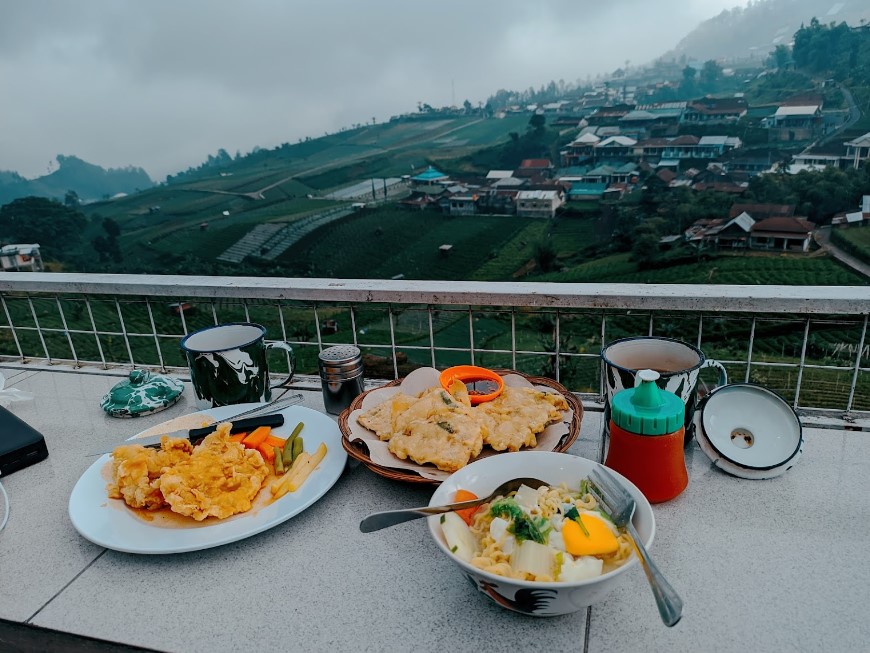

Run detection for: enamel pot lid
[[697, 383, 803, 480]]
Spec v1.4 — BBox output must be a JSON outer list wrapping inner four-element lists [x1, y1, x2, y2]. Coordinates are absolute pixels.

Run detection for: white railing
[[1, 273, 869, 414]]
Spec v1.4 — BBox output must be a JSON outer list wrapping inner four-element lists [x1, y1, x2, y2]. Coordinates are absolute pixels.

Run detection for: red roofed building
[[684, 97, 748, 124], [750, 217, 816, 252], [515, 159, 554, 179]]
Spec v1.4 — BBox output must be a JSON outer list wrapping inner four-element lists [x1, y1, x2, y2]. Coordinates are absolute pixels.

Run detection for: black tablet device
[[0, 405, 48, 476]]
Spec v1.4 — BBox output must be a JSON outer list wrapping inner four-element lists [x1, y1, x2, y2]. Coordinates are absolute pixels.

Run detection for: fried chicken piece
[[157, 423, 269, 521], [475, 387, 568, 452], [107, 437, 193, 510]]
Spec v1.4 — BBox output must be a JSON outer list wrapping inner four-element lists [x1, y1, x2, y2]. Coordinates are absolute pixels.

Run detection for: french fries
[[271, 442, 328, 499]]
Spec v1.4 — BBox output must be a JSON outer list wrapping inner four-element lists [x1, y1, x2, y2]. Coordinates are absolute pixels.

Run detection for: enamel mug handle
[[266, 341, 296, 389], [700, 358, 728, 388]]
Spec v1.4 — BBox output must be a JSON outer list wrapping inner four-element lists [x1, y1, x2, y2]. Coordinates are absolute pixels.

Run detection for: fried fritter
[[475, 387, 568, 452], [388, 384, 484, 472], [357, 392, 415, 441], [107, 437, 193, 510], [356, 376, 569, 471], [388, 410, 484, 472], [158, 423, 269, 521]]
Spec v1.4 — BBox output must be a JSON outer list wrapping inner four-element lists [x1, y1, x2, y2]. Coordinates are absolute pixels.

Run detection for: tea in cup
[[601, 336, 727, 441]]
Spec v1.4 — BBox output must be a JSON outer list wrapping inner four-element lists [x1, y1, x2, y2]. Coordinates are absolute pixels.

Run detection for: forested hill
[[659, 0, 868, 63], [0, 155, 153, 205]]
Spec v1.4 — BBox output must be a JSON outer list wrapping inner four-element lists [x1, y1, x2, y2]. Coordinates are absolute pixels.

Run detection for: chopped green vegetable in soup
[[441, 480, 633, 582]]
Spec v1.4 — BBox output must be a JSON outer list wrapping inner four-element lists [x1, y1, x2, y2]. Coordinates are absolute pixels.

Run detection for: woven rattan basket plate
[[338, 369, 583, 485]]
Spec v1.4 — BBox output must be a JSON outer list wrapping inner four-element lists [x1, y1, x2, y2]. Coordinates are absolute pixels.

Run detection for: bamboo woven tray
[[338, 369, 583, 485]]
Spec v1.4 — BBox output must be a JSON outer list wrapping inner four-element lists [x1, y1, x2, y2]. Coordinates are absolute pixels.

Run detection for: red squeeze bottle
[[605, 369, 688, 503]]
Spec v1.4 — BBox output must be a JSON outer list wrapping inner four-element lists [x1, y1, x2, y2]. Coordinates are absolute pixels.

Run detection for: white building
[[516, 190, 563, 218], [0, 244, 43, 272]]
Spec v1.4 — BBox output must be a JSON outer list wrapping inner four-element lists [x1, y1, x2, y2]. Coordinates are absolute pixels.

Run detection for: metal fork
[[589, 466, 683, 627]]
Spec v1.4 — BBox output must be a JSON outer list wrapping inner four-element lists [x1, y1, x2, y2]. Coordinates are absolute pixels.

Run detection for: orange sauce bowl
[[439, 365, 505, 405]]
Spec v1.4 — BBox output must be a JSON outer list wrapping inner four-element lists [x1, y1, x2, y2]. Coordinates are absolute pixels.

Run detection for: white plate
[[69, 404, 347, 554]]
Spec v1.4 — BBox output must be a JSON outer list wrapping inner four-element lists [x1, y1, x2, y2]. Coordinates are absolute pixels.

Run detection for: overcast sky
[[0, 1, 747, 182]]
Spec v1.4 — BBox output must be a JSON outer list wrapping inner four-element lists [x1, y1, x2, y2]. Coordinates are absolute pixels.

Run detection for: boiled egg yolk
[[562, 514, 619, 556]]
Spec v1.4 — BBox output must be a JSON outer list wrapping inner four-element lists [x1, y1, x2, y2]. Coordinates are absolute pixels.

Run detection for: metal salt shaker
[[318, 345, 365, 415]]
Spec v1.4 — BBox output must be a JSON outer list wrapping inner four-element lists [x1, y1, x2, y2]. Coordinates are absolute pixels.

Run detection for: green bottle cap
[[611, 369, 685, 436]]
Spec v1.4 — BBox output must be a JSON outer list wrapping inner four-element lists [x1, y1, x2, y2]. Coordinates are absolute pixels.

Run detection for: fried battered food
[[388, 384, 484, 472], [107, 437, 193, 510], [355, 375, 569, 471], [476, 387, 569, 452], [357, 392, 415, 440], [158, 423, 269, 521]]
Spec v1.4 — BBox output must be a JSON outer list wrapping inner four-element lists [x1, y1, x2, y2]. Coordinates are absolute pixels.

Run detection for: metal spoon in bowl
[[359, 477, 548, 533]]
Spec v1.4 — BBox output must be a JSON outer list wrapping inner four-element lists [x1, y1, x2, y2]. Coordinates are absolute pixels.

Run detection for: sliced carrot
[[256, 441, 276, 462], [454, 489, 480, 525], [242, 426, 272, 448], [229, 432, 247, 443], [264, 434, 287, 449]]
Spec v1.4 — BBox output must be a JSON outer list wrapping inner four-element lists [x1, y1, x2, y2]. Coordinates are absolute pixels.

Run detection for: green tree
[[699, 60, 723, 93], [0, 196, 86, 259], [767, 44, 791, 69], [533, 240, 558, 272], [678, 65, 697, 98], [64, 190, 80, 208]]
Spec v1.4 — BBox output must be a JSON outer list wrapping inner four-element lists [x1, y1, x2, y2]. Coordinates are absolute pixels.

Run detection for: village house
[[593, 135, 637, 160], [561, 132, 601, 166], [844, 132, 870, 169], [686, 212, 755, 249], [442, 191, 479, 216], [750, 217, 816, 252], [515, 159, 555, 179], [764, 105, 823, 142], [516, 189, 563, 218], [683, 96, 748, 124], [639, 135, 742, 160], [476, 189, 519, 215]]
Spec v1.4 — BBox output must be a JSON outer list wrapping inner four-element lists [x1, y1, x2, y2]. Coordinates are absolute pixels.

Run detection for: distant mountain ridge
[[0, 154, 153, 205], [659, 0, 869, 63]]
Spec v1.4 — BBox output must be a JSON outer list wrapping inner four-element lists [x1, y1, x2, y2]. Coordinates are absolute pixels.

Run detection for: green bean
[[291, 436, 303, 463], [282, 421, 304, 466], [273, 446, 285, 474]]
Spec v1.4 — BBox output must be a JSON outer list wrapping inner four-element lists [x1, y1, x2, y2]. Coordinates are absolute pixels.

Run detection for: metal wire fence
[[1, 274, 868, 413]]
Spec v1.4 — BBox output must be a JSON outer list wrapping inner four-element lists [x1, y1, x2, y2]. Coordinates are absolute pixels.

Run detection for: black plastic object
[[186, 412, 285, 441], [0, 405, 48, 476]]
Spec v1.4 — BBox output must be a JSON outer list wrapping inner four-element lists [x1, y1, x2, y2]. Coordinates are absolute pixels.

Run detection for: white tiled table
[[0, 364, 868, 653]]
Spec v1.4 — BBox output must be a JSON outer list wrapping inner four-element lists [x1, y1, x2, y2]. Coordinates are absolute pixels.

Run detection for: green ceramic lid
[[611, 369, 685, 436], [100, 370, 184, 418]]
